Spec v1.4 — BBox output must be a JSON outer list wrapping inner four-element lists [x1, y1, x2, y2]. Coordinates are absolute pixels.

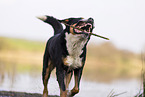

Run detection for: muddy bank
[[0, 91, 59, 97]]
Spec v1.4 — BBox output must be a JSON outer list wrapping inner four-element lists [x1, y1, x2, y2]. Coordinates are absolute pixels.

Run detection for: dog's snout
[[88, 18, 94, 22]]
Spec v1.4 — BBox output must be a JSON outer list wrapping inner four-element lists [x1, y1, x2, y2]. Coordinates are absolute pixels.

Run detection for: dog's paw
[[43, 90, 48, 97], [43, 93, 48, 97], [68, 88, 79, 97]]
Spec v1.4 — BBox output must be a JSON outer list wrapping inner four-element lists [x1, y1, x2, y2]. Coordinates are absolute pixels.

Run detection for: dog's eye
[[76, 21, 85, 26]]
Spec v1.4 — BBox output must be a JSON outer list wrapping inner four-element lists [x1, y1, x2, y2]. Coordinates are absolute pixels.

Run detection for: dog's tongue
[[74, 29, 91, 35], [84, 30, 91, 34], [74, 28, 91, 34], [74, 29, 82, 33]]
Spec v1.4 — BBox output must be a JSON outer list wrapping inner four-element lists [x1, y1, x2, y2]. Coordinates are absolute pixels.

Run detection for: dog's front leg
[[65, 71, 73, 96], [56, 67, 67, 97], [70, 68, 83, 96]]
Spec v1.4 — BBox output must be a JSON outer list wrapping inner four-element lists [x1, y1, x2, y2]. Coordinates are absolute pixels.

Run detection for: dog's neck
[[64, 32, 88, 68]]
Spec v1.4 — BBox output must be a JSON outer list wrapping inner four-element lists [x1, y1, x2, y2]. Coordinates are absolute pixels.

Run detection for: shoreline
[[0, 91, 59, 97]]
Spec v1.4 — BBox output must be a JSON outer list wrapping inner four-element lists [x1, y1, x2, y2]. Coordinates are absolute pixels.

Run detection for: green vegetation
[[0, 37, 45, 52], [0, 37, 45, 74], [0, 37, 142, 81], [84, 42, 142, 81]]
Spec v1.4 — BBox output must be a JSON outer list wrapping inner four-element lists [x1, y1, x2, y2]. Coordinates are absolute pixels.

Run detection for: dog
[[37, 15, 94, 97]]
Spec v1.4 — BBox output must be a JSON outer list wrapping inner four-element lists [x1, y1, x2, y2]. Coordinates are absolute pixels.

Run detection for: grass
[[0, 37, 45, 52], [84, 42, 142, 81], [0, 37, 44, 74], [0, 37, 45, 65], [0, 37, 142, 81]]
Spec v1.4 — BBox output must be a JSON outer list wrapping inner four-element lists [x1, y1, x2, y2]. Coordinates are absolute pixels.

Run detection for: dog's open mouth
[[74, 21, 93, 34]]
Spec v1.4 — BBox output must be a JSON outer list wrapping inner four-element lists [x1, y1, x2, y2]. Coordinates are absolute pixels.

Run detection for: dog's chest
[[64, 33, 88, 68]]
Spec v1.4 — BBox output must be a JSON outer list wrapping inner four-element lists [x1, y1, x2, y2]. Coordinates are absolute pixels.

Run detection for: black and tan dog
[[37, 15, 94, 97]]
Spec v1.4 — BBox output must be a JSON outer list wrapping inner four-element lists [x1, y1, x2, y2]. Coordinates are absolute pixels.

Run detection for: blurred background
[[0, 0, 145, 97]]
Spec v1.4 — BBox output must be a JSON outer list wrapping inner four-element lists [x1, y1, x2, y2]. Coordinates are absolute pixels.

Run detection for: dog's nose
[[36, 15, 47, 21], [88, 18, 94, 23]]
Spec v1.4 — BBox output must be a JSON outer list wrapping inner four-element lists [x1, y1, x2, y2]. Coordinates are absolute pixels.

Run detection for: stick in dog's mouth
[[74, 21, 92, 34], [63, 22, 109, 40]]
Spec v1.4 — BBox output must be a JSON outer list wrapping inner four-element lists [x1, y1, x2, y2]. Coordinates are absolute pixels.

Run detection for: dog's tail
[[37, 15, 63, 35]]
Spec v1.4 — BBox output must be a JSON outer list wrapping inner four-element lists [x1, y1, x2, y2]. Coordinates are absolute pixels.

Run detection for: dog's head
[[59, 17, 94, 37], [37, 15, 94, 39]]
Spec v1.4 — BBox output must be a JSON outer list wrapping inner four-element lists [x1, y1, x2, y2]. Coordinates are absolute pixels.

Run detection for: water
[[0, 59, 142, 97], [0, 72, 141, 97]]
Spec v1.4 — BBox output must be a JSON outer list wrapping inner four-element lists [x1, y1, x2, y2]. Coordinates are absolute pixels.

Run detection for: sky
[[0, 0, 145, 53]]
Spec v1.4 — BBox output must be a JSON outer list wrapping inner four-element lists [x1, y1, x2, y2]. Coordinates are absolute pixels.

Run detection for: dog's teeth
[[36, 16, 47, 21]]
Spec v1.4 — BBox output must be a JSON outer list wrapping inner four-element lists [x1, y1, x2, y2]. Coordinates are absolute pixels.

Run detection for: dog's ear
[[58, 17, 84, 24], [58, 19, 69, 24]]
